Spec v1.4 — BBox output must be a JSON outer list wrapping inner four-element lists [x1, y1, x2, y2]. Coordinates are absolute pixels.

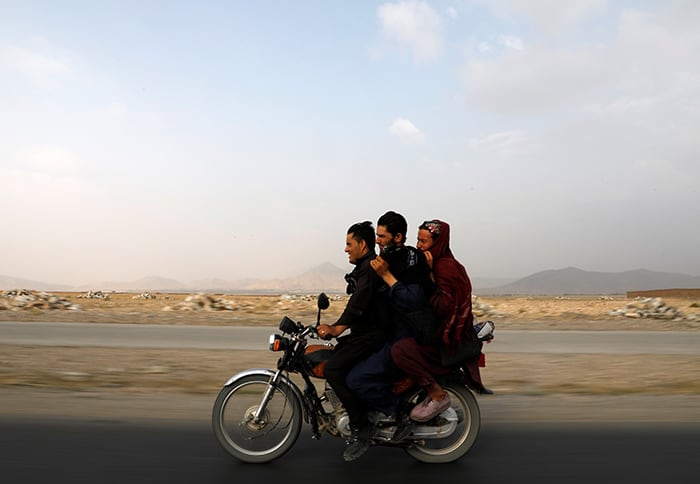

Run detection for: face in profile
[[416, 229, 434, 252], [345, 233, 366, 264]]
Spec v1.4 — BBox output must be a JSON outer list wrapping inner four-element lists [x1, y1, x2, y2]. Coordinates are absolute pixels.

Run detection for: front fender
[[223, 368, 277, 387], [223, 368, 306, 413]]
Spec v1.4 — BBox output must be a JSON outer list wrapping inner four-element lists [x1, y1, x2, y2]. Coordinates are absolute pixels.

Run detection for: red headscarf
[[423, 220, 473, 348]]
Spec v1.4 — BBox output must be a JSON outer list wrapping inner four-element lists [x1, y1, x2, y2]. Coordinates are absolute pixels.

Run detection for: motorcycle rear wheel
[[212, 374, 302, 463], [404, 382, 481, 463]]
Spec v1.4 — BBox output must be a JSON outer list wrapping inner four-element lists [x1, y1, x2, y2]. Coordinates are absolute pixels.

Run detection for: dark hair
[[348, 221, 376, 252], [419, 220, 441, 240], [377, 210, 407, 244]]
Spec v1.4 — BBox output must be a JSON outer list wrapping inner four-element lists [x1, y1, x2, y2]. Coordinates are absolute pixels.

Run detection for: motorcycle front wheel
[[212, 373, 303, 463], [404, 382, 481, 464]]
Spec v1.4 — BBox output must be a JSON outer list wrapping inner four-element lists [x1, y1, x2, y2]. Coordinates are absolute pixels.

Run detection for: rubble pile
[[279, 294, 316, 302], [608, 297, 697, 321], [132, 292, 157, 300], [472, 295, 503, 318], [77, 291, 111, 300], [163, 293, 238, 311], [0, 289, 80, 310], [279, 293, 346, 303]]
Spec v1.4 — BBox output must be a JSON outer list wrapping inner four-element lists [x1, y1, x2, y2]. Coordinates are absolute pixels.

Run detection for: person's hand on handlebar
[[316, 323, 348, 340]]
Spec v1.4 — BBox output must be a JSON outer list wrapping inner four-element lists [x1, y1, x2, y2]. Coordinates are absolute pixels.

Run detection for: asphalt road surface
[[1, 416, 697, 484]]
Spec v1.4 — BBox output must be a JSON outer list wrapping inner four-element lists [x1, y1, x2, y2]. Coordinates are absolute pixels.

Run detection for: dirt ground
[[4, 291, 700, 330], [1, 292, 700, 397]]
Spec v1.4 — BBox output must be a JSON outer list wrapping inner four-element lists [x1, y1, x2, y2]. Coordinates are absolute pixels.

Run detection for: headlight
[[269, 334, 290, 352]]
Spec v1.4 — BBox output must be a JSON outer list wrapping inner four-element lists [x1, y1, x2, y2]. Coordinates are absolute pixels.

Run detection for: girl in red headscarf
[[391, 219, 489, 423]]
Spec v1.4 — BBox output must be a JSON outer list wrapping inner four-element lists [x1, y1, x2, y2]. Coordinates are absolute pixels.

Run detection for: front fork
[[248, 368, 326, 439], [250, 370, 285, 422]]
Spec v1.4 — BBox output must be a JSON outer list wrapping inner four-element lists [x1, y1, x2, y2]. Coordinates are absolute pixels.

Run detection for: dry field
[[2, 292, 700, 398], [4, 291, 700, 330]]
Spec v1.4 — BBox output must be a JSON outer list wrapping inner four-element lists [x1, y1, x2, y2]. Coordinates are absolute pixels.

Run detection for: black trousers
[[324, 336, 379, 429]]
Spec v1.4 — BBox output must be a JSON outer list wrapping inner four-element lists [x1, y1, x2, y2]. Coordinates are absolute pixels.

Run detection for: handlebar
[[277, 292, 332, 340], [278, 316, 325, 340]]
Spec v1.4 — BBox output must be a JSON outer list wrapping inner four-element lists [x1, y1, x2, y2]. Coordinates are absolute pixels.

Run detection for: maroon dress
[[391, 220, 487, 393]]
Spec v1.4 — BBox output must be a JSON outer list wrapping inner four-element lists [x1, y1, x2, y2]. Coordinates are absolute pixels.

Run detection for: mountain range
[[478, 267, 700, 295], [0, 262, 350, 294], [1, 265, 699, 295]]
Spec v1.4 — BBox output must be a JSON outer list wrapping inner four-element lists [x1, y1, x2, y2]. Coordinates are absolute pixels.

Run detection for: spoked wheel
[[212, 374, 302, 463], [404, 383, 481, 463]]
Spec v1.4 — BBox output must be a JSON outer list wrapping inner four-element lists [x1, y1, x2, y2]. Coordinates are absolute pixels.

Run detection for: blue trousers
[[345, 342, 402, 416]]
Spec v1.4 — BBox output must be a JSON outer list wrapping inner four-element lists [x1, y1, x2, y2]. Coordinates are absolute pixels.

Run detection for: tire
[[212, 374, 303, 463], [404, 382, 481, 464]]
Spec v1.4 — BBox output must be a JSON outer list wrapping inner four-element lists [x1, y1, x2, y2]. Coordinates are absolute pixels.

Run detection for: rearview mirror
[[317, 293, 330, 310]]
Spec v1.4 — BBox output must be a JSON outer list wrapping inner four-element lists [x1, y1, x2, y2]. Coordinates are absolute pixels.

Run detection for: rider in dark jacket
[[316, 221, 390, 461], [346, 211, 434, 422]]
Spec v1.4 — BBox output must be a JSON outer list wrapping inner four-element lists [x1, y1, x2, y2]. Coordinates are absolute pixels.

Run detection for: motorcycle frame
[[223, 342, 330, 440]]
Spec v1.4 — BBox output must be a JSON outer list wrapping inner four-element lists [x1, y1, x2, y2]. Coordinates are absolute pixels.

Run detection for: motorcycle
[[212, 293, 483, 463]]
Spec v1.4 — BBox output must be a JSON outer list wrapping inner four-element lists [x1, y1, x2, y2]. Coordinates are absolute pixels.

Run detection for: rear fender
[[440, 371, 476, 393]]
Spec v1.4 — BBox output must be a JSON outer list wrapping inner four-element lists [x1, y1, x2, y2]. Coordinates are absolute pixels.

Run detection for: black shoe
[[391, 417, 414, 442], [367, 410, 396, 426], [343, 425, 372, 462]]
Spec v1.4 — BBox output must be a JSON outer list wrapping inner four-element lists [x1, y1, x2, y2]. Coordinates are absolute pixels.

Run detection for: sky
[[1, 0, 699, 286]]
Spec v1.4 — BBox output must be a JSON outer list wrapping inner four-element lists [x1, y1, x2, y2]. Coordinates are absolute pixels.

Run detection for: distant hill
[[158, 263, 348, 294], [471, 276, 518, 291], [480, 267, 700, 295], [3, 266, 699, 295], [0, 275, 72, 291], [229, 262, 347, 293], [66, 263, 348, 294], [72, 276, 189, 292]]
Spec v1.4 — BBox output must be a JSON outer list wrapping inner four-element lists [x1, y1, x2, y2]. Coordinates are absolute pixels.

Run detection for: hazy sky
[[2, 0, 699, 286]]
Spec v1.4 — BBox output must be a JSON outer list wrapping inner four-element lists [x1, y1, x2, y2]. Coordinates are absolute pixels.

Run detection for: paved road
[[1, 416, 697, 484], [1, 321, 699, 354]]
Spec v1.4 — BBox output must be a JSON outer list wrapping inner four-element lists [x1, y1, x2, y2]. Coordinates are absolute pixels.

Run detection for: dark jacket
[[383, 245, 434, 339], [334, 252, 390, 349]]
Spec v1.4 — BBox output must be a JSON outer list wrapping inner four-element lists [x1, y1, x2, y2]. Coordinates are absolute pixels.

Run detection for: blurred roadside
[[2, 292, 700, 330], [1, 292, 698, 421]]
